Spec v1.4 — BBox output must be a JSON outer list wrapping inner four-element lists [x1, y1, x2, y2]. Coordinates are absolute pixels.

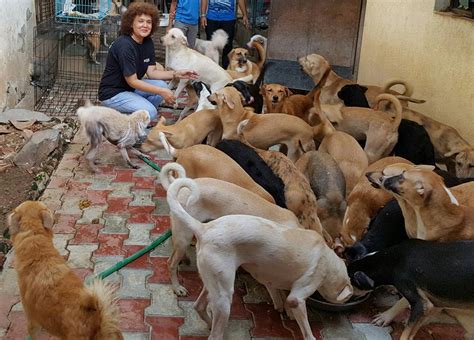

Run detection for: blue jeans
[[100, 79, 168, 121]]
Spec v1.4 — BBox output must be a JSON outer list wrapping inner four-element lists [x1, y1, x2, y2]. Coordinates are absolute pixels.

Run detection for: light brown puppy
[[160, 162, 300, 296], [227, 40, 266, 84], [367, 163, 474, 241], [140, 109, 222, 152], [160, 133, 275, 204], [8, 201, 123, 340], [167, 177, 353, 340], [332, 94, 403, 164], [261, 83, 316, 123], [298, 53, 424, 107], [340, 156, 413, 246], [392, 106, 474, 178], [209, 86, 316, 162]]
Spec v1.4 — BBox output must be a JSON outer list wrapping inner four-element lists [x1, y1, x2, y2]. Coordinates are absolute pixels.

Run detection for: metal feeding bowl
[[307, 291, 371, 312]]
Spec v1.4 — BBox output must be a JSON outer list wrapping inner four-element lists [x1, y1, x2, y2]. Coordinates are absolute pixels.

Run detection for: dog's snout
[[207, 95, 217, 105], [272, 95, 279, 102]]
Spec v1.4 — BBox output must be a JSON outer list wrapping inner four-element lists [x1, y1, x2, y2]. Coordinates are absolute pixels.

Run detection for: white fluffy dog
[[195, 29, 228, 65], [167, 177, 353, 340], [77, 103, 150, 172]]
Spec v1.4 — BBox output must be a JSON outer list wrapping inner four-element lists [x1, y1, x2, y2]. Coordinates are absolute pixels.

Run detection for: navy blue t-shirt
[[98, 35, 156, 101]]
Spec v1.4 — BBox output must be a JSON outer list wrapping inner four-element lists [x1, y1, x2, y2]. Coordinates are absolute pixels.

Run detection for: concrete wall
[[357, 0, 474, 143], [0, 0, 36, 112]]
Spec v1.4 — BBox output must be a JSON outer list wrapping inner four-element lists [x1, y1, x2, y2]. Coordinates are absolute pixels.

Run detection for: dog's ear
[[284, 87, 292, 97], [179, 34, 188, 46], [443, 150, 460, 158], [336, 284, 353, 302], [223, 93, 235, 109], [7, 211, 21, 235], [358, 85, 368, 93], [415, 180, 431, 200], [353, 271, 375, 290], [260, 84, 267, 95], [227, 49, 236, 61], [41, 208, 54, 229], [414, 165, 436, 172]]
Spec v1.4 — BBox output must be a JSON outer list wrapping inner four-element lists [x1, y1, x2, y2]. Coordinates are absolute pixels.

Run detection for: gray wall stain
[[18, 24, 26, 53], [26, 8, 32, 21]]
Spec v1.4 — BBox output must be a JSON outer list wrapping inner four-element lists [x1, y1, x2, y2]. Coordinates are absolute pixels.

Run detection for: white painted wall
[[357, 0, 474, 143], [0, 0, 36, 112]]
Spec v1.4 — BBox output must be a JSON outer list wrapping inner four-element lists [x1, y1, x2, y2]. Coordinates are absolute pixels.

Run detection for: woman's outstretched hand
[[176, 70, 199, 80], [161, 88, 176, 105]]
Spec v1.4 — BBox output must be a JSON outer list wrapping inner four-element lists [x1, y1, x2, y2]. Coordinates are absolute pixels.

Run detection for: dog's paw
[[173, 285, 189, 297], [372, 312, 392, 327]]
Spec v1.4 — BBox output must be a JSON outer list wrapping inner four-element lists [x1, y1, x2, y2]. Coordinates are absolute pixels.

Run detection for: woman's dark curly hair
[[120, 2, 159, 36]]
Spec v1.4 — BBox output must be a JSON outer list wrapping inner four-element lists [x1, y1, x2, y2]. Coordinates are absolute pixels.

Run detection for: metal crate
[[55, 0, 112, 22]]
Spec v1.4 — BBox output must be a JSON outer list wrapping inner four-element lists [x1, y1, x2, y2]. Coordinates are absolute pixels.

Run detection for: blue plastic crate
[[55, 0, 111, 22]]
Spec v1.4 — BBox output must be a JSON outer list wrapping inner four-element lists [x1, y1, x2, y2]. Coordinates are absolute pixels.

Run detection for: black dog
[[337, 84, 435, 165], [348, 239, 474, 339], [215, 139, 286, 207]]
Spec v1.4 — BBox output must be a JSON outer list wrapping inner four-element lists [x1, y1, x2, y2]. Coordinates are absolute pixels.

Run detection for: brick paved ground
[[0, 108, 466, 339]]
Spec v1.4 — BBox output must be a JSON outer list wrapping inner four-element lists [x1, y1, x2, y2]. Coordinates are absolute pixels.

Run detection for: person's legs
[[101, 91, 158, 121], [174, 21, 198, 48], [134, 79, 169, 119], [218, 20, 236, 69]]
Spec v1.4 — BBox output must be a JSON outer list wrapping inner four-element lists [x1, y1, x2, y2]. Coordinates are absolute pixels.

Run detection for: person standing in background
[[200, 0, 249, 68], [167, 0, 200, 48]]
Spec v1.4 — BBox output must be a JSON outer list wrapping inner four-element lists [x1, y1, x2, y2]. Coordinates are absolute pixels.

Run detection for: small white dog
[[161, 28, 251, 100], [167, 176, 353, 340], [77, 103, 150, 172], [247, 34, 268, 53], [195, 29, 228, 65]]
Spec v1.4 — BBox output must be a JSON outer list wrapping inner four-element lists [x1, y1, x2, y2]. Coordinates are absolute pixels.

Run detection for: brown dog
[[392, 107, 474, 178], [209, 86, 316, 162], [227, 40, 266, 84], [8, 201, 123, 339], [261, 83, 316, 123], [367, 163, 474, 241], [340, 156, 413, 246], [298, 53, 425, 107], [140, 109, 222, 152], [159, 133, 275, 204]]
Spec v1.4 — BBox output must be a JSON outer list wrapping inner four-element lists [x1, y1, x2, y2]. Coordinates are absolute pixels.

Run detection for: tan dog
[[367, 163, 474, 241], [227, 40, 266, 84], [160, 162, 300, 296], [298, 53, 424, 107], [160, 133, 275, 203], [340, 156, 413, 246], [140, 109, 222, 152], [331, 94, 403, 164], [261, 83, 316, 123], [8, 201, 123, 339], [167, 177, 353, 340], [77, 103, 150, 172], [393, 107, 474, 178], [209, 86, 316, 162]]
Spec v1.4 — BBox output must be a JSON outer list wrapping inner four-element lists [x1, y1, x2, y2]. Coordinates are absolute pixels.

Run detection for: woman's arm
[[167, 0, 177, 32], [125, 73, 176, 104], [146, 64, 199, 81], [200, 0, 208, 27]]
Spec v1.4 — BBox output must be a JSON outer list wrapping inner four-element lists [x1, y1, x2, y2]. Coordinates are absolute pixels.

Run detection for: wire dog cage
[[55, 0, 112, 22]]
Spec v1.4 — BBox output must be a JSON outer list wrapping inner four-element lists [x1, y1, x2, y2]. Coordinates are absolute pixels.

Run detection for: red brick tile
[[71, 268, 93, 281], [245, 303, 293, 338], [114, 169, 135, 182], [106, 198, 132, 213], [53, 214, 80, 233], [4, 311, 28, 339], [283, 318, 323, 340], [99, 164, 117, 174], [180, 337, 207, 340], [0, 294, 20, 329], [134, 176, 156, 189], [123, 245, 153, 269], [230, 284, 252, 320], [86, 190, 110, 205], [152, 216, 171, 233], [128, 213, 155, 224], [147, 316, 184, 340], [154, 185, 167, 198], [94, 234, 128, 257], [48, 177, 69, 189], [148, 257, 172, 284], [69, 224, 101, 244], [66, 181, 91, 194], [117, 299, 150, 332], [128, 206, 156, 215], [177, 271, 203, 302]]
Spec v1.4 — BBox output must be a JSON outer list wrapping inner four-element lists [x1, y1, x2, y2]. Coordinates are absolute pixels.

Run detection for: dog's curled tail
[[250, 40, 266, 70], [167, 178, 204, 238], [376, 94, 402, 131], [159, 162, 186, 190], [382, 79, 425, 104], [158, 132, 178, 158], [210, 29, 229, 51], [86, 279, 123, 339]]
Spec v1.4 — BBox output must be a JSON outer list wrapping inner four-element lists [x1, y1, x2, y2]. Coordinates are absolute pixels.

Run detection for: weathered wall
[[357, 0, 474, 143], [0, 0, 36, 112]]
